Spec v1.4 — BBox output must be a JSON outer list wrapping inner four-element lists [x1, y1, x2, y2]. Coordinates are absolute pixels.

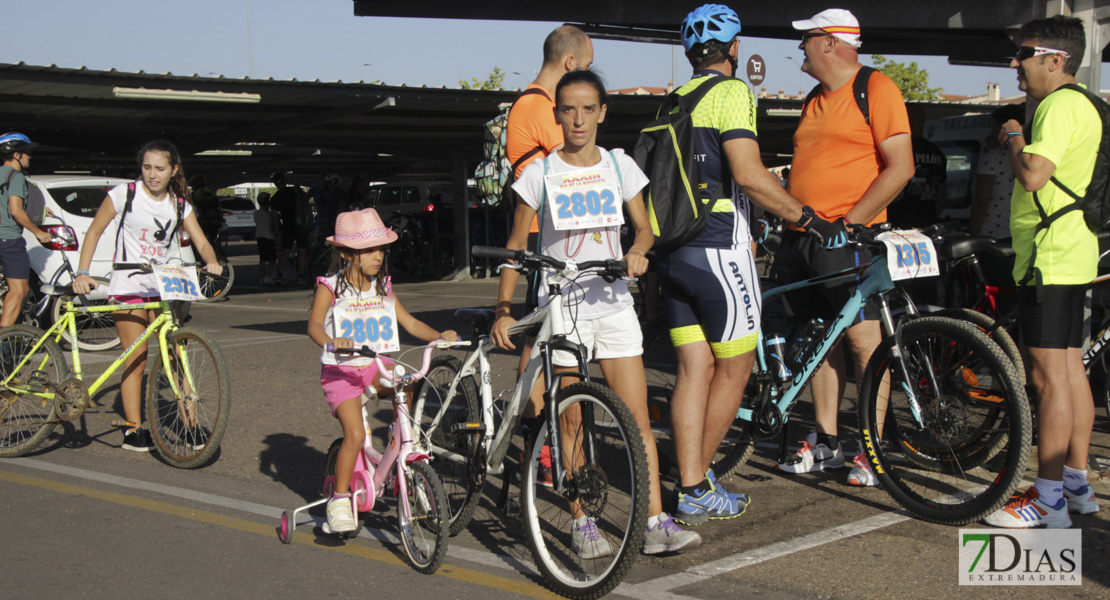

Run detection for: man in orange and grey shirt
[[502, 25, 593, 484], [771, 8, 914, 487]]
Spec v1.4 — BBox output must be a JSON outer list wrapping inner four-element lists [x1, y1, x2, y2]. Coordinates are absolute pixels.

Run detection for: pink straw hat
[[326, 208, 399, 248]]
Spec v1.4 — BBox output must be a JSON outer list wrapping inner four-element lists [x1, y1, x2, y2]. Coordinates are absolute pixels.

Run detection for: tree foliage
[[459, 66, 507, 90], [871, 55, 943, 101]]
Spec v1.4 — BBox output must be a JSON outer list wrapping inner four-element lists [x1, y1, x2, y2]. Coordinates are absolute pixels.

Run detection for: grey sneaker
[[643, 513, 702, 555], [571, 515, 612, 559]]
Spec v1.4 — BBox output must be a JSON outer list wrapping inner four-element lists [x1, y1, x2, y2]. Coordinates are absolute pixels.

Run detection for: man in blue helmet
[[0, 132, 53, 327], [658, 4, 846, 525]]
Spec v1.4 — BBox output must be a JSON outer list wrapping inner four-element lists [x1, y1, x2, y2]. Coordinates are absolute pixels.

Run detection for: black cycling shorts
[[769, 230, 879, 327], [1017, 284, 1087, 349]]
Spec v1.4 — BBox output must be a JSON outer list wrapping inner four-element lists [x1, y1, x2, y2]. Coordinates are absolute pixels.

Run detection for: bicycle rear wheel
[[0, 326, 69, 457], [936, 307, 1024, 385], [50, 277, 120, 351], [413, 354, 482, 536], [146, 327, 231, 468], [642, 315, 756, 481], [196, 260, 235, 302], [522, 381, 648, 600], [396, 460, 449, 574], [858, 316, 1031, 525]]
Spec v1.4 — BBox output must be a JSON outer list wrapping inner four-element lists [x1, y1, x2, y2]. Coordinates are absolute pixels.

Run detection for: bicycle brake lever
[[497, 262, 524, 274]]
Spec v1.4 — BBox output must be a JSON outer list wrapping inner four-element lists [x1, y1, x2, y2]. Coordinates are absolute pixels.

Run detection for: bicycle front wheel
[[0, 326, 70, 457], [146, 327, 231, 468], [196, 260, 235, 302], [414, 354, 482, 536], [522, 381, 649, 600], [50, 277, 120, 351], [642, 315, 756, 481], [858, 316, 1031, 525], [396, 460, 449, 574]]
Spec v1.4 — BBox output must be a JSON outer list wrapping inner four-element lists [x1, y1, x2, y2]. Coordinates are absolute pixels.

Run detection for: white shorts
[[553, 304, 643, 367]]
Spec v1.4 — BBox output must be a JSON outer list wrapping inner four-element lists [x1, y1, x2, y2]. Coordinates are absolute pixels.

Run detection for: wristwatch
[[796, 205, 815, 228]]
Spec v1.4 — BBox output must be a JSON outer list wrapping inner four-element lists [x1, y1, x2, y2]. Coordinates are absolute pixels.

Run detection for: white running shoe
[[326, 496, 358, 533], [642, 513, 702, 555], [1064, 484, 1099, 515], [847, 451, 880, 487], [777, 433, 845, 473], [571, 515, 613, 559], [984, 488, 1072, 529]]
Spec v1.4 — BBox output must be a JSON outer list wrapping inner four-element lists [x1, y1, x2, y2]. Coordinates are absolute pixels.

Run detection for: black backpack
[[1018, 83, 1110, 285], [633, 76, 736, 253], [802, 66, 875, 125]]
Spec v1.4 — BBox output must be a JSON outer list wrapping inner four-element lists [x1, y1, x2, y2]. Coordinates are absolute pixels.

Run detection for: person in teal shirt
[[0, 132, 52, 327]]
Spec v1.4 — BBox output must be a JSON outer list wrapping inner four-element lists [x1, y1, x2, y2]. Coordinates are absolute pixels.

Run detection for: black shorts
[[0, 238, 30, 280], [256, 237, 276, 261], [768, 230, 879, 328], [1017, 284, 1087, 349]]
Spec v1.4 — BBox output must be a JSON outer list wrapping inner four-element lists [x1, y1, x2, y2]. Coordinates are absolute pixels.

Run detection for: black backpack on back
[[1018, 83, 1110, 285], [802, 66, 875, 125], [633, 76, 736, 253]]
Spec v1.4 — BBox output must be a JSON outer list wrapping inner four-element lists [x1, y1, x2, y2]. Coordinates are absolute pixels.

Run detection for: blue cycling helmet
[[681, 4, 742, 51], [0, 132, 38, 154]]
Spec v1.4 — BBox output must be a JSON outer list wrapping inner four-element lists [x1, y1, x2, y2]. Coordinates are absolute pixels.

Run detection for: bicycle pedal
[[450, 422, 483, 434], [26, 370, 48, 393]]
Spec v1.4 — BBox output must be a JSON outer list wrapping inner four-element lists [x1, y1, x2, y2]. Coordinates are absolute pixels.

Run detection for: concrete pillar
[[451, 150, 471, 280]]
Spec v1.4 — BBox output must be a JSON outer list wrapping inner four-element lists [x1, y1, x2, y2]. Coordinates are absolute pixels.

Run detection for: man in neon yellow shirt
[[986, 15, 1100, 529]]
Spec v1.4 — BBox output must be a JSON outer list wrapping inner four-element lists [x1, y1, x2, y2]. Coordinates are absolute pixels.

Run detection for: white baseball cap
[[793, 8, 862, 49]]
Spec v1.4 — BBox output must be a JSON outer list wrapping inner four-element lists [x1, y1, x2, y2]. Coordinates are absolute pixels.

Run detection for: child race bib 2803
[[544, 166, 625, 231], [152, 263, 204, 301], [332, 296, 400, 353]]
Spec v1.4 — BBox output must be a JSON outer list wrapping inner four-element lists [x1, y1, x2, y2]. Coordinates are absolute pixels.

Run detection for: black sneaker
[[186, 425, 210, 451], [122, 428, 154, 452]]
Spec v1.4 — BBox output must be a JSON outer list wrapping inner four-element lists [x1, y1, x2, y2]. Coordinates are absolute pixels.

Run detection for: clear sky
[[2, 1, 1102, 99]]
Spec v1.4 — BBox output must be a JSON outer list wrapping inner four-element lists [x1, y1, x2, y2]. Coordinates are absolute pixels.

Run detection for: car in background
[[21, 176, 190, 283], [220, 196, 257, 240]]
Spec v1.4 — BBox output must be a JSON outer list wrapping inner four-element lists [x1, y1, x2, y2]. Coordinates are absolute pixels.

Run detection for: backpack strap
[[664, 75, 737, 204], [114, 182, 138, 263], [508, 87, 553, 175], [1017, 83, 1106, 286], [802, 66, 874, 125], [607, 150, 624, 199], [0, 169, 17, 225]]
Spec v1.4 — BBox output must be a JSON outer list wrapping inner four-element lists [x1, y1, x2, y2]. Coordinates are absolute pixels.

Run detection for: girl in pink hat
[[307, 207, 457, 534]]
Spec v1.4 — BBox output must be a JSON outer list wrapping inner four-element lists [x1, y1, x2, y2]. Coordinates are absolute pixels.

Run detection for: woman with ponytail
[[72, 139, 223, 451]]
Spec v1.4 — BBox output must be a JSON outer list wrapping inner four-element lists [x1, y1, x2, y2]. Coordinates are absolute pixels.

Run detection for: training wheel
[[279, 511, 294, 544]]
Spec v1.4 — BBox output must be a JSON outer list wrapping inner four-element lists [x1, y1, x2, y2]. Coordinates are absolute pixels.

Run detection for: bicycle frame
[[742, 252, 925, 427], [416, 265, 592, 487], [0, 299, 192, 408]]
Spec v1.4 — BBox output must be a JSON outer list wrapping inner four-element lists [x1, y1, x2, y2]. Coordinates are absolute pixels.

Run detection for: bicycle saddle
[[941, 234, 997, 260], [39, 284, 74, 296], [455, 308, 495, 332]]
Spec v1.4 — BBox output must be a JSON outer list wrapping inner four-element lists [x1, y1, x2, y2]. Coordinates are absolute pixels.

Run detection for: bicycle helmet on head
[[0, 132, 38, 154], [681, 4, 742, 51]]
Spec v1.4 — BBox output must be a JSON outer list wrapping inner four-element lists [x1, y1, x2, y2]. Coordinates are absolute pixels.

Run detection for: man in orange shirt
[[772, 8, 914, 486], [503, 25, 593, 485]]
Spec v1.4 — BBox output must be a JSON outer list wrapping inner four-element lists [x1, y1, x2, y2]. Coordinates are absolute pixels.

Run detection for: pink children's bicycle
[[278, 340, 467, 574]]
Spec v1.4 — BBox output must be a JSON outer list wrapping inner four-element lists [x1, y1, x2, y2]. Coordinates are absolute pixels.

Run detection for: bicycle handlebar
[[471, 246, 628, 283], [325, 339, 472, 385]]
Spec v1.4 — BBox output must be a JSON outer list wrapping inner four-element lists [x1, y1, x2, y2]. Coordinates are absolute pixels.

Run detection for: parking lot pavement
[[3, 256, 1110, 598]]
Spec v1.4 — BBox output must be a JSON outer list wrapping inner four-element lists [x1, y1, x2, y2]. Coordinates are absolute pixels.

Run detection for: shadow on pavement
[[259, 432, 328, 501]]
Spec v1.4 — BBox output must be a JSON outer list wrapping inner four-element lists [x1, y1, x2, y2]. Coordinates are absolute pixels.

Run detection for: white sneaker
[[642, 513, 702, 555], [326, 496, 358, 533], [777, 433, 844, 473], [1064, 484, 1099, 515], [847, 451, 880, 487], [984, 488, 1072, 529], [571, 515, 612, 559]]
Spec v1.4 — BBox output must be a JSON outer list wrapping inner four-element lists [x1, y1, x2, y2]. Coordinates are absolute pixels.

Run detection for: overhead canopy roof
[[353, 0, 1110, 67], [0, 62, 669, 187]]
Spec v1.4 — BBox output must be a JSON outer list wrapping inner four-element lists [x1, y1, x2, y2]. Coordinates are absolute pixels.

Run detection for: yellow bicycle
[[0, 283, 230, 468]]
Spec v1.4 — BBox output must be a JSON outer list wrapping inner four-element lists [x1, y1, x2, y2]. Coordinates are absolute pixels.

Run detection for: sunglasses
[[801, 31, 833, 44], [1014, 45, 1071, 62]]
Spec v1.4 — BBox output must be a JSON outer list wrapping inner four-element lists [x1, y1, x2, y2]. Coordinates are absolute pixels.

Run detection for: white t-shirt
[[317, 274, 394, 366], [512, 147, 648, 319], [106, 182, 194, 297], [255, 207, 275, 239]]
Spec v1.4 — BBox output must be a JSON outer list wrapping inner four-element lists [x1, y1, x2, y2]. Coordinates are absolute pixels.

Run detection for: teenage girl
[[307, 207, 458, 533], [73, 140, 223, 452]]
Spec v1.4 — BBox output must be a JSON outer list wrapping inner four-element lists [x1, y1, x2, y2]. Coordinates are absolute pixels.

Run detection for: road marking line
[[616, 512, 909, 598], [0, 463, 565, 600]]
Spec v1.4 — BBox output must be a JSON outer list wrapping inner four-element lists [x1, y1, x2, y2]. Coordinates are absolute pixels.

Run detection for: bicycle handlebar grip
[[471, 246, 521, 260]]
